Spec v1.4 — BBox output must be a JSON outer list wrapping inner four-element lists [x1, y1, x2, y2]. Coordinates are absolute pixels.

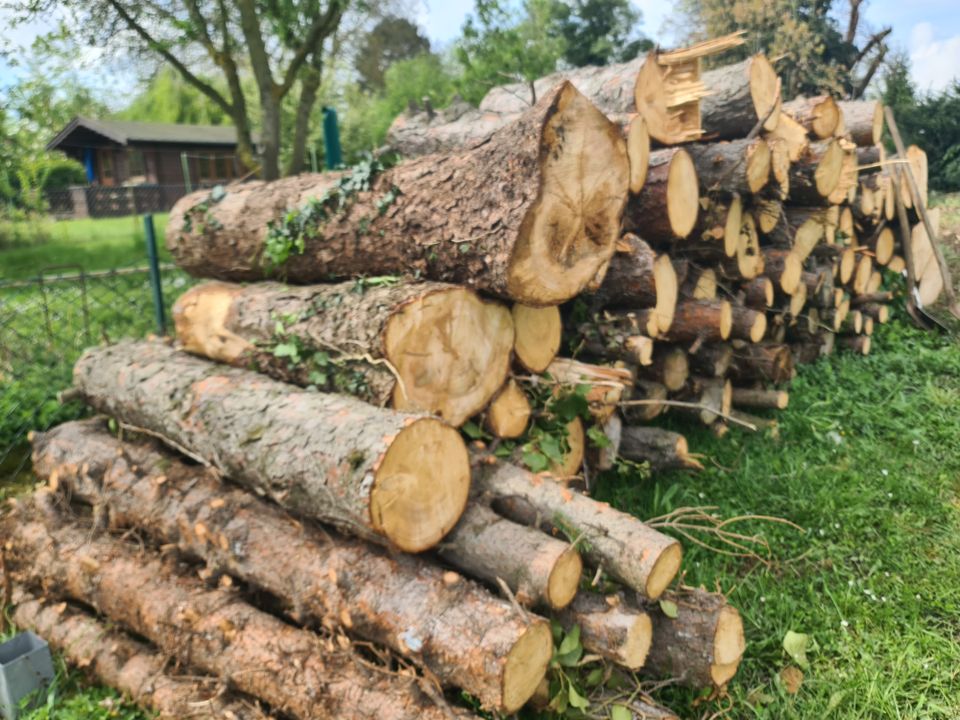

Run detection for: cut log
[[686, 138, 771, 195], [765, 112, 809, 162], [767, 216, 823, 262], [622, 380, 669, 422], [731, 387, 789, 409], [681, 267, 718, 300], [30, 420, 549, 712], [556, 592, 651, 670], [513, 304, 561, 373], [72, 341, 470, 553], [786, 281, 809, 319], [591, 234, 678, 335], [570, 319, 654, 367], [10, 591, 263, 720], [166, 82, 628, 306], [753, 198, 782, 234], [439, 503, 582, 610], [642, 299, 732, 343], [627, 115, 651, 193], [644, 589, 746, 689], [827, 143, 860, 205], [728, 342, 794, 384], [782, 95, 841, 139], [839, 247, 857, 284], [867, 226, 895, 266], [729, 304, 767, 343], [838, 310, 863, 334], [851, 255, 874, 296], [589, 413, 623, 471], [5, 509, 481, 720], [386, 101, 513, 157], [762, 249, 803, 295], [676, 377, 732, 425], [837, 100, 883, 146], [788, 139, 844, 204], [764, 137, 791, 199], [485, 379, 531, 439], [863, 316, 875, 336], [741, 276, 774, 308], [624, 148, 700, 241], [545, 358, 633, 422], [700, 54, 781, 139], [689, 342, 734, 378], [620, 426, 702, 471], [476, 460, 682, 598], [680, 195, 742, 259], [859, 302, 890, 324], [840, 334, 871, 355], [173, 280, 513, 427], [733, 211, 764, 279], [638, 346, 690, 391]]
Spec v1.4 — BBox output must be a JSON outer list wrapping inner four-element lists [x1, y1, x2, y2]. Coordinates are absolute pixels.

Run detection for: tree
[[549, 0, 651, 67], [119, 66, 229, 125], [355, 17, 430, 91], [8, 0, 348, 179], [455, 0, 565, 105]]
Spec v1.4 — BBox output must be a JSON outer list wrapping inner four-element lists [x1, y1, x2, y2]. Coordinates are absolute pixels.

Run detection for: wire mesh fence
[[0, 257, 197, 484], [44, 184, 191, 220]]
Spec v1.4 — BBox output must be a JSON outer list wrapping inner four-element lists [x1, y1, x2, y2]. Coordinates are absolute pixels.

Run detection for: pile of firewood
[[1, 33, 947, 720]]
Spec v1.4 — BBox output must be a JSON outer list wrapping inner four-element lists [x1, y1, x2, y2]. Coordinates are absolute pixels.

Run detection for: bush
[[39, 156, 86, 190]]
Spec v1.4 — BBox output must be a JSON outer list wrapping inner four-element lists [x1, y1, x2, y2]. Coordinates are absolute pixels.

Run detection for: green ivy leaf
[[558, 625, 580, 655], [461, 421, 485, 440], [610, 705, 632, 720], [568, 684, 589, 709], [659, 599, 678, 619], [523, 450, 549, 473], [585, 667, 604, 687], [587, 425, 612, 448], [272, 343, 300, 362], [308, 371, 328, 386]]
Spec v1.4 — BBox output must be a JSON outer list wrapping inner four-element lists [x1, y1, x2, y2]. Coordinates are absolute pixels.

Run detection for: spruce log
[[753, 198, 781, 234], [837, 100, 883, 146], [589, 413, 623, 472], [638, 346, 689, 391], [731, 387, 789, 409], [72, 341, 470, 553], [689, 343, 734, 378], [475, 460, 682, 599], [827, 143, 860, 205], [840, 334, 871, 355], [31, 419, 550, 712], [851, 292, 894, 309], [620, 426, 702, 471], [765, 112, 809, 163], [556, 592, 651, 670], [681, 267, 718, 300], [762, 249, 803, 295], [627, 115, 651, 194], [788, 139, 844, 204], [10, 591, 264, 720], [741, 277, 774, 308], [639, 300, 731, 343], [5, 511, 479, 720], [729, 304, 767, 343], [439, 503, 582, 610], [728, 342, 794, 384], [166, 83, 628, 306], [674, 377, 731, 426], [624, 148, 700, 241], [622, 379, 669, 423], [569, 320, 654, 367], [765, 137, 791, 199], [700, 55, 781, 139], [691, 195, 742, 258], [485, 379, 532, 439], [644, 589, 746, 689], [730, 211, 763, 280], [686, 138, 771, 195], [512, 304, 562, 373], [782, 95, 841, 139], [767, 216, 823, 262], [386, 101, 513, 157], [859, 303, 890, 323], [173, 280, 513, 427]]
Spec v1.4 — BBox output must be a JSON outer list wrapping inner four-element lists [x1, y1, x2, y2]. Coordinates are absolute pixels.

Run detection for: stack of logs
[[0, 34, 938, 720]]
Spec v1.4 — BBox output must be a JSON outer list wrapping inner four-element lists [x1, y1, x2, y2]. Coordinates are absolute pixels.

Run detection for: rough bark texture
[[689, 343, 734, 378], [10, 591, 265, 720], [173, 280, 514, 426], [166, 83, 629, 307], [700, 55, 781, 140], [729, 304, 767, 343], [556, 592, 651, 669], [741, 277, 774, 308], [29, 420, 550, 712], [4, 511, 477, 720], [475, 460, 681, 599], [620, 427, 699, 472], [386, 101, 516, 157], [686, 138, 771, 195], [624, 148, 699, 242], [439, 503, 581, 610], [728, 343, 794, 384], [837, 100, 883, 146], [639, 300, 731, 343], [788, 140, 843, 204], [782, 95, 840, 139], [762, 249, 802, 294], [71, 341, 470, 553], [731, 387, 789, 409], [643, 589, 746, 689]]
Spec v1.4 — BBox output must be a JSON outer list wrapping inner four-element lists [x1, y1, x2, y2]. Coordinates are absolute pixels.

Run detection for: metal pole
[[310, 145, 319, 173], [143, 214, 167, 335], [180, 152, 193, 193]]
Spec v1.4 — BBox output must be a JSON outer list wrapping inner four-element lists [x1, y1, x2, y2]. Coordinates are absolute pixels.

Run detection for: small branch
[[618, 399, 758, 431]]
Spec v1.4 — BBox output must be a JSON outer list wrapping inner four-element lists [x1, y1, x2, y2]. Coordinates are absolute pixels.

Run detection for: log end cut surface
[[512, 304, 562, 373], [503, 621, 554, 712], [486, 379, 532, 438], [750, 55, 781, 132], [711, 606, 746, 686], [548, 547, 585, 609], [647, 542, 683, 599], [667, 150, 700, 239], [387, 287, 514, 425], [628, 116, 651, 194], [371, 417, 471, 551], [506, 83, 629, 305]]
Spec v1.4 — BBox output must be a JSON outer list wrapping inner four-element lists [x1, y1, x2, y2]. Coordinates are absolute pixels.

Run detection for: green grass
[[596, 320, 960, 718], [0, 214, 170, 280]]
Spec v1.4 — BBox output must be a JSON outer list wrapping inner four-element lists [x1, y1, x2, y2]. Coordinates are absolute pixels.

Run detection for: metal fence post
[[143, 214, 167, 336]]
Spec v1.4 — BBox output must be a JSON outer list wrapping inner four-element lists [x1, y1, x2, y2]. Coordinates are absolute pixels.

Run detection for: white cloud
[[909, 21, 960, 92]]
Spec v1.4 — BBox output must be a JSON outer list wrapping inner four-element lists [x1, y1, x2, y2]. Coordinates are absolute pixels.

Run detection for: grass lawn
[[0, 214, 170, 281]]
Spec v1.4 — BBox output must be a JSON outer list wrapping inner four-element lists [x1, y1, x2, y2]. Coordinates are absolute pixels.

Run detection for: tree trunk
[[439, 504, 581, 610], [556, 592, 651, 670], [387, 102, 516, 157], [681, 267, 718, 300], [166, 82, 629, 306], [643, 589, 746, 689], [475, 460, 682, 599], [700, 55, 781, 140], [788, 140, 844, 204], [767, 216, 824, 262], [10, 591, 264, 720], [620, 426, 701, 471], [286, 60, 322, 176], [839, 334, 871, 355], [731, 387, 789, 409], [259, 92, 282, 181], [674, 377, 731, 425], [72, 341, 470, 553], [512, 304, 561, 373], [728, 343, 794, 384], [173, 280, 513, 427], [623, 148, 700, 242], [753, 198, 781, 235], [484, 379, 532, 438], [30, 420, 549, 713], [5, 511, 479, 720], [782, 95, 840, 139], [686, 138, 771, 195], [837, 100, 884, 146]]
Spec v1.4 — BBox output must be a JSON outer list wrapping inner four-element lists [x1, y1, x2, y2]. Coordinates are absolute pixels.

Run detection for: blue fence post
[[143, 214, 167, 336], [322, 107, 342, 169]]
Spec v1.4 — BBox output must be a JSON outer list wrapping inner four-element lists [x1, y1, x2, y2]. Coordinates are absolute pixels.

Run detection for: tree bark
[[173, 280, 513, 427], [741, 277, 774, 308], [762, 249, 803, 295], [4, 512, 478, 720], [689, 343, 733, 378], [10, 591, 264, 720], [475, 460, 682, 599], [700, 55, 781, 140], [387, 102, 516, 157], [620, 426, 701, 471], [643, 589, 745, 689], [685, 138, 771, 195], [729, 304, 767, 343], [731, 387, 789, 409], [166, 82, 629, 306], [837, 100, 883, 146], [636, 300, 732, 343], [556, 592, 651, 669], [439, 504, 581, 610], [728, 343, 794, 384], [286, 57, 323, 176], [782, 95, 840, 139], [72, 341, 470, 553], [29, 419, 552, 712], [623, 148, 700, 242], [788, 140, 844, 204]]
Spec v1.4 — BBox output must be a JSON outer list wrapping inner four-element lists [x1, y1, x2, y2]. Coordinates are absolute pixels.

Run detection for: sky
[[2, 0, 960, 95]]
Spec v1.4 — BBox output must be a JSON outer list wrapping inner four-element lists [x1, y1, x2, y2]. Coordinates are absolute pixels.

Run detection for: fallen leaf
[[783, 630, 811, 668], [780, 665, 804, 694]]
